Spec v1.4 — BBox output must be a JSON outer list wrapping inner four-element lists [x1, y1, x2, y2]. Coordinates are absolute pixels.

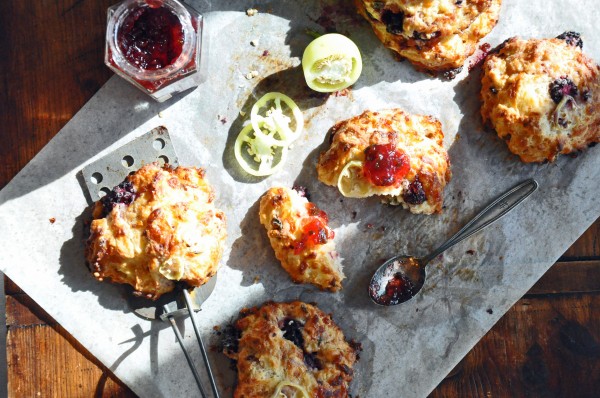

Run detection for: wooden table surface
[[1, 1, 599, 397]]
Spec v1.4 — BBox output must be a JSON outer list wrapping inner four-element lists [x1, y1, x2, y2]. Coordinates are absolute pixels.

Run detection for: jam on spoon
[[369, 179, 539, 306]]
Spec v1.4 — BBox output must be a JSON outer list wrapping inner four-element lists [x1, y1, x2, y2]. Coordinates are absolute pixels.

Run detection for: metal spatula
[[81, 126, 220, 398]]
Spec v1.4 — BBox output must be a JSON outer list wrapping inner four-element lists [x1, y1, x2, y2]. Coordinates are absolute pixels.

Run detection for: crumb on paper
[[466, 249, 475, 255], [246, 8, 258, 16], [158, 111, 164, 118], [49, 217, 56, 224], [213, 325, 221, 332], [245, 70, 259, 79], [262, 50, 270, 56], [217, 114, 227, 124], [486, 308, 493, 314], [250, 39, 259, 47]]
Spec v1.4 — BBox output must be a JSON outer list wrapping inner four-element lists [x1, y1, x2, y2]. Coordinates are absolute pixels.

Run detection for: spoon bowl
[[369, 255, 425, 306], [369, 179, 539, 306]]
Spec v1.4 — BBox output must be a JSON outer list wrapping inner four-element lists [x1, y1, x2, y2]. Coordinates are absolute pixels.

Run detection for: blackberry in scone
[[85, 163, 227, 300], [317, 109, 451, 214], [355, 0, 502, 76], [481, 33, 600, 162], [259, 187, 343, 292], [222, 301, 360, 398]]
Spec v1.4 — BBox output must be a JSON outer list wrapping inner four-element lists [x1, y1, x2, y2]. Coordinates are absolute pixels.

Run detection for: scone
[[85, 163, 227, 300], [317, 109, 451, 214], [259, 187, 343, 291], [222, 301, 360, 398], [481, 32, 600, 162], [355, 0, 502, 76]]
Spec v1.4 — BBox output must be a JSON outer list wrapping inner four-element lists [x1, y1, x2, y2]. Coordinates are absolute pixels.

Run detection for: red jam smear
[[363, 143, 410, 186], [118, 6, 184, 70], [293, 204, 334, 255]]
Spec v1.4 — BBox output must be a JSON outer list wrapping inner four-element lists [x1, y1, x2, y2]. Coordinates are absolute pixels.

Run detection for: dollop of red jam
[[118, 6, 184, 70], [363, 143, 410, 186], [293, 204, 334, 255]]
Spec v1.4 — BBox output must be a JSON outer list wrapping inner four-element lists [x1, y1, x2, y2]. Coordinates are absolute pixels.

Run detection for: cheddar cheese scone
[[222, 301, 360, 398], [86, 163, 227, 300], [259, 187, 343, 291], [317, 109, 451, 214], [355, 0, 502, 76], [481, 32, 600, 162]]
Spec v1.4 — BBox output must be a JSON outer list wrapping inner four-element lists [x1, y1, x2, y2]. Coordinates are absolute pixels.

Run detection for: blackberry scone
[[355, 0, 502, 76], [317, 109, 451, 214], [481, 32, 600, 162], [86, 163, 227, 300], [222, 301, 360, 398], [259, 187, 343, 292]]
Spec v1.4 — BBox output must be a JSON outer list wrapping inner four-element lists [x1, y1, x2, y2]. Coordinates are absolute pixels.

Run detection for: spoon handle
[[421, 179, 538, 264]]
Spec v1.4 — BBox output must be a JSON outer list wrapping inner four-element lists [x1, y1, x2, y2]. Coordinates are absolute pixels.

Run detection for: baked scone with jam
[[481, 32, 600, 162], [259, 187, 343, 292], [355, 0, 502, 76], [86, 163, 227, 300], [317, 109, 451, 214], [222, 301, 360, 398]]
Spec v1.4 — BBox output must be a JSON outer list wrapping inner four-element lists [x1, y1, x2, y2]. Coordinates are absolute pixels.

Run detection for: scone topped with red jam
[[259, 187, 343, 291], [481, 32, 600, 162], [317, 109, 451, 214], [85, 163, 227, 300], [355, 0, 502, 76], [222, 301, 360, 398]]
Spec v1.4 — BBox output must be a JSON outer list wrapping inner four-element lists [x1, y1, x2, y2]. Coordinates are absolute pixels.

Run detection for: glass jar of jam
[[105, 0, 205, 102]]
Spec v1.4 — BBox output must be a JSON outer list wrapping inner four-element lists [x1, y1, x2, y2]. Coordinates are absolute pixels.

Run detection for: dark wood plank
[[430, 293, 600, 398], [561, 220, 600, 259], [527, 261, 600, 295], [0, 0, 112, 190]]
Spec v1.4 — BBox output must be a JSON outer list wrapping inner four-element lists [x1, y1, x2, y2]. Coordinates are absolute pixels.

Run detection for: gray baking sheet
[[1, 0, 599, 397]]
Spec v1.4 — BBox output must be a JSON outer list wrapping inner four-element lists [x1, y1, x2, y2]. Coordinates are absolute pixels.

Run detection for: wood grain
[[1, 0, 599, 397]]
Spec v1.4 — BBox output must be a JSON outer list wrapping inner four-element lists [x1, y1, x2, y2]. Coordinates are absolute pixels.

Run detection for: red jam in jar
[[105, 0, 205, 102], [118, 6, 184, 70], [363, 143, 410, 186]]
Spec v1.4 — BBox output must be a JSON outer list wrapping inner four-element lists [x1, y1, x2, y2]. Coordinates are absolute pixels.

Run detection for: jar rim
[[106, 0, 196, 81]]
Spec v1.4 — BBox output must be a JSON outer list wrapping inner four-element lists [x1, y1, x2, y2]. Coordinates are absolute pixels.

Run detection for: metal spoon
[[369, 179, 539, 306]]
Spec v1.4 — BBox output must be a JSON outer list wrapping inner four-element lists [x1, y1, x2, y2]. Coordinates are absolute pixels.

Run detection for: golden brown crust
[[355, 0, 502, 74], [317, 109, 451, 214], [85, 163, 227, 300], [480, 36, 600, 162], [259, 187, 343, 292], [224, 301, 358, 398]]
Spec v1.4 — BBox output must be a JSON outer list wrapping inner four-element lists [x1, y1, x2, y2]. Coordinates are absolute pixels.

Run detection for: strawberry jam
[[363, 143, 410, 186], [105, 0, 205, 101], [293, 203, 334, 255], [118, 6, 184, 70]]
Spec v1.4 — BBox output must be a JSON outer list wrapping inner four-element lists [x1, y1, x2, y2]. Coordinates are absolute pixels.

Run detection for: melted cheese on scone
[[259, 187, 343, 291], [86, 163, 227, 300], [317, 109, 451, 214]]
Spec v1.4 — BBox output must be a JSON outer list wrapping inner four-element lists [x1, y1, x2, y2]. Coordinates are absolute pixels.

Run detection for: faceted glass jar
[[105, 0, 205, 102]]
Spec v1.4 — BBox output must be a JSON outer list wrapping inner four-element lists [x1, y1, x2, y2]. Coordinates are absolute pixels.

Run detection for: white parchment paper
[[1, 1, 599, 397]]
